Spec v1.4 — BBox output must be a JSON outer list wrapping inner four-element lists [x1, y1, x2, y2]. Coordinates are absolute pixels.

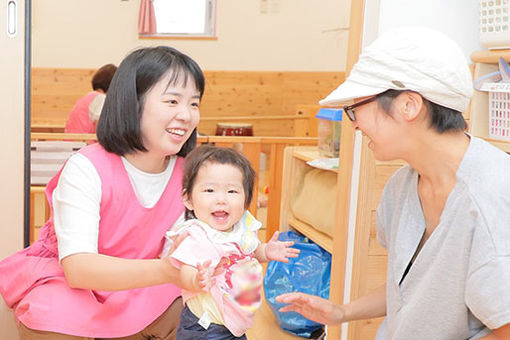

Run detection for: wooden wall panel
[[201, 71, 283, 117], [198, 115, 317, 137], [32, 68, 95, 126], [31, 68, 345, 136], [369, 211, 387, 256], [348, 255, 386, 339], [199, 118, 298, 137], [371, 161, 405, 209], [350, 317, 385, 340], [348, 142, 404, 340], [348, 255, 386, 338], [280, 72, 344, 114]]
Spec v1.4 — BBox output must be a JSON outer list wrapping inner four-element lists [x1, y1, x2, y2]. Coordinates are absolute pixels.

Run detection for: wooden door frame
[[24, 0, 32, 247], [328, 0, 367, 338]]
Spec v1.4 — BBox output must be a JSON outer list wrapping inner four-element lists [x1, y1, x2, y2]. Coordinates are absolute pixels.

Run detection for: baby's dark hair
[[182, 145, 256, 220]]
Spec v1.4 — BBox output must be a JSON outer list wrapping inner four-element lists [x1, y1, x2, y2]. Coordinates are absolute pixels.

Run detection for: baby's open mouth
[[212, 210, 229, 222]]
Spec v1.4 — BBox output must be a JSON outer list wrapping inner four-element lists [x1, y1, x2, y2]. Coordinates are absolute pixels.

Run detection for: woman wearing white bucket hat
[[277, 27, 510, 339]]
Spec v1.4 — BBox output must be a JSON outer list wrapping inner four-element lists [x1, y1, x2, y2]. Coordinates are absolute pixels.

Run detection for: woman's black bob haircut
[[97, 46, 205, 157]]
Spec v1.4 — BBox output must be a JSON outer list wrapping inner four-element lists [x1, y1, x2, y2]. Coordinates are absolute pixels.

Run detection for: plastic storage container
[[480, 0, 510, 50], [316, 108, 342, 157], [480, 82, 510, 141]]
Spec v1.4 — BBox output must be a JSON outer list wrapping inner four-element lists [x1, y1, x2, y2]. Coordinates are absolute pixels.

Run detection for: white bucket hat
[[320, 27, 473, 113]]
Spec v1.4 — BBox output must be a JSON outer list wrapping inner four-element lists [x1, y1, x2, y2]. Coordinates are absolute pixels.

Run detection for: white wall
[[374, 0, 483, 59], [32, 0, 350, 71]]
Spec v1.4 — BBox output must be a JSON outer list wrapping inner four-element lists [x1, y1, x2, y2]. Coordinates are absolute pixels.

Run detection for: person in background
[[64, 63, 117, 133], [165, 145, 300, 340], [276, 27, 510, 339], [0, 46, 205, 339]]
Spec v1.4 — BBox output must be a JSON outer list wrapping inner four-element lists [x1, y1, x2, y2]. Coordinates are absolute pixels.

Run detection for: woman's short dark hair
[[91, 64, 117, 93], [182, 145, 256, 220], [377, 90, 467, 133], [97, 46, 205, 157]]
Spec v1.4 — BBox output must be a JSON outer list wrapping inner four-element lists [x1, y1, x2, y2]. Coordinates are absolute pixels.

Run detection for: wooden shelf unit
[[470, 49, 510, 152], [279, 144, 401, 340], [279, 146, 339, 327], [279, 146, 338, 251]]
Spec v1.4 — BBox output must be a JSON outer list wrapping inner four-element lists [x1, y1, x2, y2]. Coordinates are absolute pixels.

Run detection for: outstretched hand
[[265, 231, 300, 263], [276, 292, 345, 326]]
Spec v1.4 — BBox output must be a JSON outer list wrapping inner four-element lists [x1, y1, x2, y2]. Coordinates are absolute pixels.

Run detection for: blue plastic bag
[[263, 231, 331, 338]]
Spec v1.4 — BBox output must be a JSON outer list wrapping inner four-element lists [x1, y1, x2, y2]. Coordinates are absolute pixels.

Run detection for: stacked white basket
[[480, 82, 510, 141], [480, 0, 510, 50], [479, 0, 510, 141]]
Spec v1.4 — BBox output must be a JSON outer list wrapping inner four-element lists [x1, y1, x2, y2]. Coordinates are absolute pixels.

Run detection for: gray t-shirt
[[376, 136, 510, 340]]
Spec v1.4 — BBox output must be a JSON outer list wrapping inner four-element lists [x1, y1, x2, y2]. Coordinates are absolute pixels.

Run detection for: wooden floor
[[246, 282, 302, 340], [246, 226, 302, 340]]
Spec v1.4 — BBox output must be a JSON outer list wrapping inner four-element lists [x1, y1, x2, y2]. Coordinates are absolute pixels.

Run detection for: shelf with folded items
[[470, 50, 510, 153], [279, 146, 337, 254]]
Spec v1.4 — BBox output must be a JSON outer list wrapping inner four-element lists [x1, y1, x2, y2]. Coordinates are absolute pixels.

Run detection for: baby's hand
[[196, 260, 216, 292], [265, 231, 300, 263]]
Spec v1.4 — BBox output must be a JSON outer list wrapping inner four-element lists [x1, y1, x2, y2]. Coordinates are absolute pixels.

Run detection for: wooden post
[[265, 143, 287, 241], [242, 142, 262, 216], [328, 0, 366, 338], [30, 189, 36, 244]]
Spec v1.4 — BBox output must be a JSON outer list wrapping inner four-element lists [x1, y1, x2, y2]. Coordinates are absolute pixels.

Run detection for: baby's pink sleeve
[[170, 227, 222, 268]]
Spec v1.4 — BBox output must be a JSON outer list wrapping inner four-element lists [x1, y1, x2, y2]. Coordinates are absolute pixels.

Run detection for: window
[[141, 0, 216, 39]]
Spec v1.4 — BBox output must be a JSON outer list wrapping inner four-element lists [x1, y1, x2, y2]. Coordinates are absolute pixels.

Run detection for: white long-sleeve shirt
[[52, 153, 182, 260]]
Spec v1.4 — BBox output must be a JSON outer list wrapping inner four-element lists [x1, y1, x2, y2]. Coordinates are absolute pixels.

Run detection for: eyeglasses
[[343, 91, 387, 122]]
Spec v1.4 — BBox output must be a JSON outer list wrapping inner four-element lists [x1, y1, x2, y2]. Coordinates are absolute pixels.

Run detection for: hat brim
[[319, 79, 388, 106]]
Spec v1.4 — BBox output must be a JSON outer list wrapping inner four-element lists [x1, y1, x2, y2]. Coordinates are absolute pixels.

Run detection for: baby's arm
[[179, 261, 215, 293], [254, 231, 300, 263]]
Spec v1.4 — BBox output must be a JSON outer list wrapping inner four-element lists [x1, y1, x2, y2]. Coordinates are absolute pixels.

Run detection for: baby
[[165, 145, 299, 339]]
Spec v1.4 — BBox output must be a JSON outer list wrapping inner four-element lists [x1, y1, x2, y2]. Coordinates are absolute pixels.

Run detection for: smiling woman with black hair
[[0, 46, 205, 339]]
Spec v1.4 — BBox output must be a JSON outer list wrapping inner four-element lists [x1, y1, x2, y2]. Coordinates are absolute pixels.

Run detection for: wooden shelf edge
[[483, 137, 510, 153], [31, 132, 97, 141], [288, 218, 333, 253], [471, 49, 510, 64], [30, 185, 46, 193], [292, 148, 339, 173], [374, 159, 406, 166], [292, 147, 321, 162]]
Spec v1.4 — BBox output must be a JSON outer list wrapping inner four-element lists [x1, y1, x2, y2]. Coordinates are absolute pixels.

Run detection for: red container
[[215, 123, 254, 136]]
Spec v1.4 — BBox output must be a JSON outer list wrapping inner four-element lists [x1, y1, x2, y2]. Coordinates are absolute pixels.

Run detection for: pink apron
[[64, 91, 99, 133], [0, 143, 183, 337]]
